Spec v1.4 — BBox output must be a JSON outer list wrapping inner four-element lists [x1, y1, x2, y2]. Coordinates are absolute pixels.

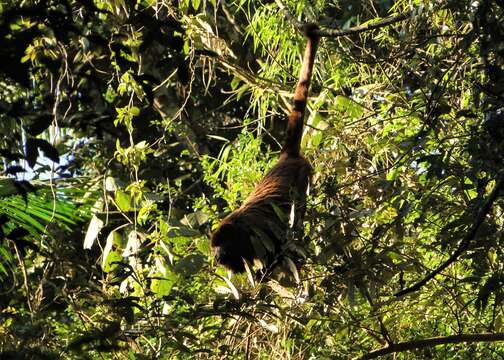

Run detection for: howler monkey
[[211, 25, 319, 274]]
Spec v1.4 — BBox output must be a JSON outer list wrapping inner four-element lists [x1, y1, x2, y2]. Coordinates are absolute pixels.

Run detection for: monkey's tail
[[282, 25, 319, 157]]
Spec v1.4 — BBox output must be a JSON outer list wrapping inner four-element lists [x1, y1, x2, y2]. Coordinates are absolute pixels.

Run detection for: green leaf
[[115, 191, 132, 212], [102, 231, 122, 271], [151, 258, 179, 298], [0, 262, 7, 277], [103, 249, 122, 273], [312, 132, 323, 147], [174, 254, 205, 276], [191, 0, 201, 10], [130, 106, 140, 116], [207, 135, 230, 142], [181, 211, 209, 227], [335, 95, 364, 118]]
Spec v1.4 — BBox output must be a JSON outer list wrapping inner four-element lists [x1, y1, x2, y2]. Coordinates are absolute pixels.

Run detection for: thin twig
[[395, 172, 504, 297], [13, 243, 33, 316], [274, 0, 304, 29], [315, 12, 411, 38], [275, 0, 412, 38], [360, 332, 504, 360]]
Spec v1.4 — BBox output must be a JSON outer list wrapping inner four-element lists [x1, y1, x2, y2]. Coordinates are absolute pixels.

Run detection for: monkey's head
[[211, 221, 255, 273]]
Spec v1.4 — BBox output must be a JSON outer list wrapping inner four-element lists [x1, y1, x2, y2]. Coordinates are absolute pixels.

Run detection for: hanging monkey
[[211, 24, 319, 273]]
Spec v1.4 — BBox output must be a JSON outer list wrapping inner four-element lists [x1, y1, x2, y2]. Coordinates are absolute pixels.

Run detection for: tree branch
[[274, 0, 304, 29], [315, 12, 412, 38], [274, 0, 412, 38], [360, 332, 504, 359], [395, 172, 504, 297]]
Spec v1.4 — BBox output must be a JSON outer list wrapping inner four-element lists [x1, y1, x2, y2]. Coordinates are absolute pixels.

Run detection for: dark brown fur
[[211, 25, 319, 273]]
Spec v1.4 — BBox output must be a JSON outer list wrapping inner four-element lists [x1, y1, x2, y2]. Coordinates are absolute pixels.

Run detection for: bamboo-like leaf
[[83, 215, 104, 249], [222, 276, 240, 300]]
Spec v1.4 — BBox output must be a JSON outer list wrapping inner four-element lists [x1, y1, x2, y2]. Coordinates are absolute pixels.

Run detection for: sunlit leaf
[[83, 215, 104, 249], [115, 190, 132, 212]]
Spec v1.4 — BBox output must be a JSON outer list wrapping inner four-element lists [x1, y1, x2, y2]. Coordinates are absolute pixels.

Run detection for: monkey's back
[[233, 155, 311, 233], [245, 155, 311, 206]]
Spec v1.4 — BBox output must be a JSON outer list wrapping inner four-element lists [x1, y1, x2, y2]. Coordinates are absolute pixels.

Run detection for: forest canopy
[[1, 0, 504, 359]]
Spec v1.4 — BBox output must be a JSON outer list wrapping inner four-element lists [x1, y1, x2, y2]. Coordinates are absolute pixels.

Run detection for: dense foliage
[[1, 0, 504, 358]]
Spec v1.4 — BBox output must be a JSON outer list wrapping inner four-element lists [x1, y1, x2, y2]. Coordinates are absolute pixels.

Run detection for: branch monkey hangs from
[[211, 24, 319, 274]]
